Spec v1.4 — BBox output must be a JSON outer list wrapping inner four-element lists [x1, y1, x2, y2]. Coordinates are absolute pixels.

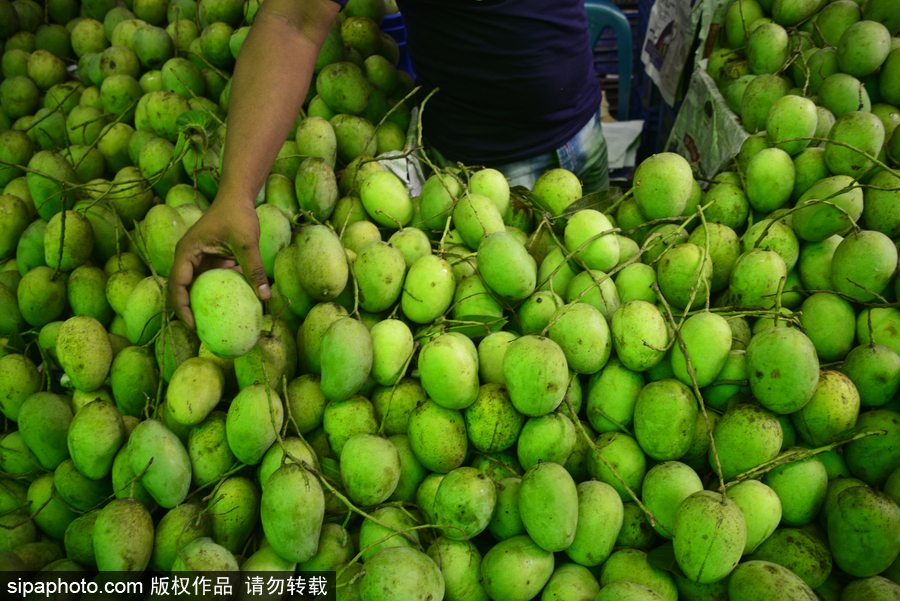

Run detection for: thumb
[[233, 244, 271, 302]]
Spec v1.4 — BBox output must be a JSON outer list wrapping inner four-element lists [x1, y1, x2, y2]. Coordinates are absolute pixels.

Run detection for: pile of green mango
[[2, 0, 900, 599]]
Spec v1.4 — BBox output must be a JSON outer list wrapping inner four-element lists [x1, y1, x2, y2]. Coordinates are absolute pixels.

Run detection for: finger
[[168, 238, 200, 330], [232, 242, 271, 302]]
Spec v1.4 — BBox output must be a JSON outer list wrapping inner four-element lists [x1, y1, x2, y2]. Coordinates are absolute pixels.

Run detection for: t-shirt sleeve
[[330, 0, 348, 7]]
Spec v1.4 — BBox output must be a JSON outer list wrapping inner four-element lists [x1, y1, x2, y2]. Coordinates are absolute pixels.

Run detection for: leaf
[[646, 541, 686, 578], [561, 186, 624, 217], [176, 109, 216, 134], [5, 325, 26, 355], [445, 315, 507, 339]]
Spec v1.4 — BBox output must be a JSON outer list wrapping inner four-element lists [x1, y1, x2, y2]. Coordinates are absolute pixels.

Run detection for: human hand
[[167, 196, 270, 330]]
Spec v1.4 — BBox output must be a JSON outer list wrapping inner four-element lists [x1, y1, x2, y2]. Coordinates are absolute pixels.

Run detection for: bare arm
[[168, 0, 341, 329]]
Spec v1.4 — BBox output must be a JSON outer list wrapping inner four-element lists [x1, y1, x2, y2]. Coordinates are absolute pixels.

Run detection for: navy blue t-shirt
[[334, 0, 603, 166]]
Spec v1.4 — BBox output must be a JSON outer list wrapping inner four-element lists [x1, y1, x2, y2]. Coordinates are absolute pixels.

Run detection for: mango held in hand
[[673, 490, 746, 584], [191, 268, 263, 360], [56, 315, 113, 392], [502, 335, 569, 416]]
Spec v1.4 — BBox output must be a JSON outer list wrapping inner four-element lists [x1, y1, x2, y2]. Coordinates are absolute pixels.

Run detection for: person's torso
[[395, 0, 603, 165]]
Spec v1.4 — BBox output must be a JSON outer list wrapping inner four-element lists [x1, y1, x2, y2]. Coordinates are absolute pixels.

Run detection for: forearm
[[217, 0, 340, 206]]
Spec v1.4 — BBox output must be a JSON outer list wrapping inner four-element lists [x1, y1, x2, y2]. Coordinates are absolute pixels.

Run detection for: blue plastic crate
[[380, 12, 414, 78]]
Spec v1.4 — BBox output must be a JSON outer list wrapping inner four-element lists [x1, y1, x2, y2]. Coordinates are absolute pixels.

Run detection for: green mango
[[596, 581, 667, 601], [747, 527, 832, 590], [295, 157, 338, 222], [480, 534, 554, 601], [433, 466, 496, 541], [772, 0, 825, 26], [587, 431, 647, 501], [242, 543, 297, 573], [260, 463, 324, 563], [748, 22, 789, 75], [295, 115, 337, 168], [322, 394, 377, 456], [150, 502, 211, 572], [355, 240, 405, 313], [633, 379, 698, 461], [17, 391, 72, 470], [565, 479, 622, 566], [171, 536, 239, 571], [319, 317, 372, 402], [462, 382, 523, 454], [340, 433, 400, 506], [518, 461, 577, 553], [25, 475, 76, 542], [407, 399, 467, 473], [128, 418, 191, 508], [316, 61, 369, 115], [225, 382, 284, 465], [641, 461, 702, 540], [387, 434, 428, 504], [547, 302, 611, 375], [502, 335, 569, 417], [478, 231, 536, 301], [53, 458, 112, 511], [296, 225, 349, 302], [712, 402, 783, 480], [453, 191, 505, 251], [673, 490, 746, 584], [68, 398, 125, 480], [728, 479, 782, 554], [111, 443, 157, 510], [600, 548, 677, 601], [186, 411, 235, 487], [401, 254, 456, 324], [418, 332, 479, 410], [359, 547, 444, 601], [64, 510, 99, 567], [841, 575, 900, 601], [517, 413, 575, 470], [92, 498, 153, 571], [208, 476, 259, 555], [369, 319, 414, 387], [747, 326, 820, 414], [828, 484, 900, 577], [727, 560, 817, 601], [298, 522, 354, 572], [56, 315, 112, 392], [741, 74, 791, 133], [586, 358, 645, 433], [426, 536, 489, 601]]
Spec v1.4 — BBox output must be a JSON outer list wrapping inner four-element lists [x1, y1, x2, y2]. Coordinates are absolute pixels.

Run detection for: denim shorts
[[491, 105, 610, 195]]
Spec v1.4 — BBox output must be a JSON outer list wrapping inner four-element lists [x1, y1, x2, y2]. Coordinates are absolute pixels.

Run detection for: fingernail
[[258, 283, 270, 298]]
